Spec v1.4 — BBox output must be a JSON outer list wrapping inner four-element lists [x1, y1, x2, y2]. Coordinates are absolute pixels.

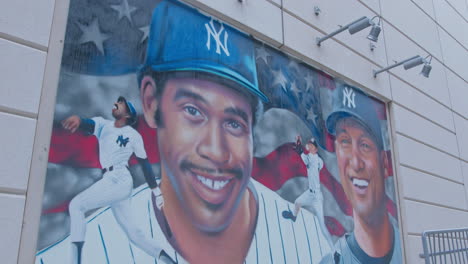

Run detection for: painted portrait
[[36, 0, 402, 263]]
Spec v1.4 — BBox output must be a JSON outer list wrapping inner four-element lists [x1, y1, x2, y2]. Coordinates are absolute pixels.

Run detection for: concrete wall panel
[[446, 69, 468, 118], [0, 38, 46, 115], [444, 0, 468, 20], [400, 166, 467, 210], [0, 0, 55, 47], [357, 0, 381, 14], [0, 113, 36, 192], [0, 194, 26, 264], [433, 0, 468, 48], [405, 200, 468, 234], [411, 0, 436, 19], [462, 161, 468, 207], [406, 234, 425, 264], [454, 113, 468, 161], [390, 76, 455, 131], [381, 0, 443, 58], [393, 104, 459, 157], [396, 134, 463, 183], [438, 27, 468, 81]]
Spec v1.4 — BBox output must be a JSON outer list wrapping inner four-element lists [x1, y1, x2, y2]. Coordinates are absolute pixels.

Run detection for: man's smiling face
[[334, 117, 387, 225], [156, 77, 254, 233]]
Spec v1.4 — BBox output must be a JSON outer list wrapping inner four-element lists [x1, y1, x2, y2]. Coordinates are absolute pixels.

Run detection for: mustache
[[180, 160, 243, 179]]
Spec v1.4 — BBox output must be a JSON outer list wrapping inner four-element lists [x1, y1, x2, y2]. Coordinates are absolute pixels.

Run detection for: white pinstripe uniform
[[294, 152, 335, 251], [37, 179, 332, 264], [68, 117, 162, 259], [296, 152, 324, 206]]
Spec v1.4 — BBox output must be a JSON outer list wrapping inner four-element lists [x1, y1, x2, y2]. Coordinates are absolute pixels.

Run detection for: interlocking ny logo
[[343, 87, 356, 109], [116, 135, 129, 147], [205, 19, 230, 56]]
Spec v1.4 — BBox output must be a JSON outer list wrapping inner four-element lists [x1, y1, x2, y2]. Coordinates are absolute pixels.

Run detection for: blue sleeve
[[79, 118, 95, 135], [137, 157, 158, 189]]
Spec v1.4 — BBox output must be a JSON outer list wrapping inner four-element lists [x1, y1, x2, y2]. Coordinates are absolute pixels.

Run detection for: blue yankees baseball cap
[[118, 96, 137, 125], [326, 84, 383, 147], [141, 0, 268, 103]]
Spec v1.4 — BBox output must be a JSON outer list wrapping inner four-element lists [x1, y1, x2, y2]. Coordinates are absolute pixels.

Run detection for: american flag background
[[38, 0, 399, 255]]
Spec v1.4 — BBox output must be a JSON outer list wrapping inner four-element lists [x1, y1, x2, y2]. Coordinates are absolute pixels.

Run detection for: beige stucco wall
[[0, 0, 467, 263]]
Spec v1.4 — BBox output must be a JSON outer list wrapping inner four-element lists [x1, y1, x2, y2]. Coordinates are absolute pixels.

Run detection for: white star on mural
[[77, 18, 110, 55], [138, 25, 149, 43], [306, 108, 317, 122], [288, 60, 300, 73], [304, 73, 314, 92], [290, 81, 301, 98], [111, 0, 137, 24], [272, 68, 289, 92], [256, 45, 271, 64]]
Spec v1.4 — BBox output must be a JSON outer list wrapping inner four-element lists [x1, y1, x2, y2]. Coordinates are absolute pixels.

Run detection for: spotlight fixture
[[373, 55, 433, 78], [367, 17, 382, 42], [316, 16, 381, 46], [420, 56, 433, 77], [403, 56, 425, 70]]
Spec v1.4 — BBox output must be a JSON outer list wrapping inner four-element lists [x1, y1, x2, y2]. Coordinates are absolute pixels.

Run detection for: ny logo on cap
[[343, 87, 356, 109], [205, 19, 230, 56]]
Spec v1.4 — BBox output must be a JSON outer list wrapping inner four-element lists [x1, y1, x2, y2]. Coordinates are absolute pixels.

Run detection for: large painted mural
[[36, 0, 402, 263]]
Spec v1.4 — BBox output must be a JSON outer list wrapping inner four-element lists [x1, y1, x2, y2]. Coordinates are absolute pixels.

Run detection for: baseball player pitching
[[61, 96, 167, 264], [282, 136, 335, 252], [35, 0, 333, 262]]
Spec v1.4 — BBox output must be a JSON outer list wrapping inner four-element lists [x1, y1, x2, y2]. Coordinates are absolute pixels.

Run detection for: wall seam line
[[389, 72, 455, 110], [443, 0, 468, 23], [0, 187, 27, 196], [409, 0, 468, 50], [396, 131, 461, 160], [393, 102, 456, 134], [0, 33, 48, 52], [400, 163, 464, 185], [0, 107, 38, 120], [380, 17, 468, 83], [405, 197, 468, 212]]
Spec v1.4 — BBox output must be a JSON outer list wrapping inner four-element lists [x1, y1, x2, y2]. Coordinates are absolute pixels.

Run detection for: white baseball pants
[[68, 167, 162, 258]]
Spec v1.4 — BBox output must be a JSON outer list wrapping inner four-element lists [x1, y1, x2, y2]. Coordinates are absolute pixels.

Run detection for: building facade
[[0, 0, 467, 263]]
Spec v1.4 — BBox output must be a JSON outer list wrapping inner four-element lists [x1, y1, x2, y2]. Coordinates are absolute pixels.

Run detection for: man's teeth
[[196, 175, 230, 190], [352, 178, 369, 188]]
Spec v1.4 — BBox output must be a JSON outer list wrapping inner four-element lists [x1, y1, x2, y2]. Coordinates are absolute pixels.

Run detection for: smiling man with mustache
[[134, 0, 267, 262], [36, 0, 335, 262], [324, 85, 402, 264], [135, 0, 333, 263], [143, 75, 261, 263]]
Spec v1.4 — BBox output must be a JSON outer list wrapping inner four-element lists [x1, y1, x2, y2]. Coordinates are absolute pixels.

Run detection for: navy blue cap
[[307, 138, 318, 147], [141, 0, 268, 102], [118, 96, 137, 125], [326, 85, 383, 147]]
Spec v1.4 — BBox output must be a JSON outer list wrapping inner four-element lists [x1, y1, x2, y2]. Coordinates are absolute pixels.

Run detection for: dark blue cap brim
[[119, 97, 137, 117], [149, 60, 269, 103], [326, 111, 383, 147]]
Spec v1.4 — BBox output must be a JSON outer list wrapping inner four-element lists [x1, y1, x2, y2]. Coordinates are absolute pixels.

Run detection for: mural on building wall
[[36, 0, 403, 263]]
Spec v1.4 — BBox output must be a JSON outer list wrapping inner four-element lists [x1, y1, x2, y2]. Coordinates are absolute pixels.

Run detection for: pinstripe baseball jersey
[[36, 179, 332, 264], [300, 152, 323, 191], [92, 117, 146, 168]]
